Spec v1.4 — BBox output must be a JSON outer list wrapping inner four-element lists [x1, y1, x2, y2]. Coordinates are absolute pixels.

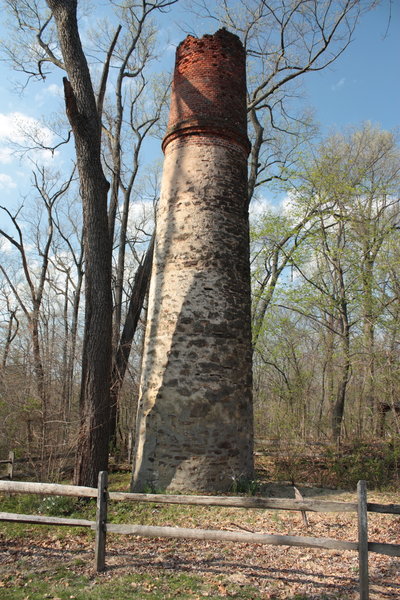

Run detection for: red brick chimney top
[[162, 29, 250, 155]]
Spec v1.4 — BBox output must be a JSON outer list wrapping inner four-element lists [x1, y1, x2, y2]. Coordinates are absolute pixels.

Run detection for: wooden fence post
[[94, 471, 108, 572], [7, 451, 14, 480], [357, 480, 369, 600]]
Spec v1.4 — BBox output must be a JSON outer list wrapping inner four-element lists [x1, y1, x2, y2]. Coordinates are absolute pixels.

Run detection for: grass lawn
[[0, 568, 268, 600]]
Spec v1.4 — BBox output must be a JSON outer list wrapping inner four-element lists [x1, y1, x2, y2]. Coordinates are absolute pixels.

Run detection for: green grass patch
[[0, 567, 263, 599], [107, 470, 131, 491], [0, 492, 96, 519], [0, 492, 97, 540]]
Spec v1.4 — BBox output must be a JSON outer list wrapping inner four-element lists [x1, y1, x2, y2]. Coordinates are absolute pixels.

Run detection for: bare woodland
[[0, 0, 399, 484]]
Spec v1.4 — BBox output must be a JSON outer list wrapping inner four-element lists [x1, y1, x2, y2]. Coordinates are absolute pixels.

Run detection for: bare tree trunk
[[331, 293, 351, 443], [61, 274, 70, 425], [66, 265, 83, 421], [318, 317, 335, 436], [361, 252, 378, 434], [30, 310, 49, 476], [363, 317, 376, 430], [109, 235, 154, 448], [46, 0, 113, 487], [1, 306, 18, 369]]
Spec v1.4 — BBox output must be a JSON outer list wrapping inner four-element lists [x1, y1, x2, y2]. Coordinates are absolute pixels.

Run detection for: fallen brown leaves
[[1, 486, 399, 599]]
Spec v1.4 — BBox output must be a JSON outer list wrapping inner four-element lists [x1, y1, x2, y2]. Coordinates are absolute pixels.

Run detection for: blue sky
[[0, 1, 398, 207], [302, 1, 399, 134]]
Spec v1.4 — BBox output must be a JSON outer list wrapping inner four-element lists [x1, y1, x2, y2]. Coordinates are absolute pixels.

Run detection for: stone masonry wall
[[131, 30, 253, 492]]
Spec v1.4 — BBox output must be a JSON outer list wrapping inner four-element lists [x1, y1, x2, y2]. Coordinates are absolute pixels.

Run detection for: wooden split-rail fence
[[0, 474, 399, 600]]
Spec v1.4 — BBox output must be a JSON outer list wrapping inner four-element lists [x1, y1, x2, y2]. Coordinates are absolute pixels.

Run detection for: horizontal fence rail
[[106, 522, 359, 551], [0, 480, 359, 512], [1, 475, 399, 600], [2, 479, 399, 515], [0, 511, 95, 528]]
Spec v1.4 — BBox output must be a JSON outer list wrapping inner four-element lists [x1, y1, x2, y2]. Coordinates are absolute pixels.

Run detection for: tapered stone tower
[[132, 29, 253, 492]]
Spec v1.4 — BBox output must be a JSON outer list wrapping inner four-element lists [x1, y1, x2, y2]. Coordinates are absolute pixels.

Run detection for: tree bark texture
[[109, 235, 154, 447], [331, 271, 351, 443], [46, 0, 112, 487]]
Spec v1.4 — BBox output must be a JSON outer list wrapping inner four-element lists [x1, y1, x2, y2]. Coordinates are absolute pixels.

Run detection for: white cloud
[[128, 199, 155, 231], [331, 77, 345, 92], [0, 111, 57, 165], [281, 191, 297, 215], [0, 173, 16, 190], [34, 83, 64, 105], [249, 195, 282, 225], [0, 147, 13, 165], [0, 111, 54, 145], [0, 237, 14, 254], [47, 83, 63, 97]]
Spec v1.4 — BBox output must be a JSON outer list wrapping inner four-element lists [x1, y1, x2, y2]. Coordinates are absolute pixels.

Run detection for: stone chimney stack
[[132, 29, 253, 492]]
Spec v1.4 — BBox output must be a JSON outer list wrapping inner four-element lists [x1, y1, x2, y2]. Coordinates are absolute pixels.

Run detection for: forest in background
[[0, 0, 398, 484], [252, 124, 400, 446]]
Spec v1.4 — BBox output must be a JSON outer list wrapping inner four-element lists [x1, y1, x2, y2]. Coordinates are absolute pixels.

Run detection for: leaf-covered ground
[[0, 482, 399, 599]]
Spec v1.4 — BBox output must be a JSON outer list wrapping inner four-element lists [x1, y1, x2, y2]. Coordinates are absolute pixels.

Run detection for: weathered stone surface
[[131, 30, 253, 492]]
